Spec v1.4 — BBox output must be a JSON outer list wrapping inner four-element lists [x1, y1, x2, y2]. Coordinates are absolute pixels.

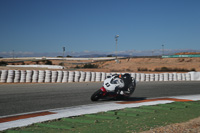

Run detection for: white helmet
[[103, 75, 124, 92]]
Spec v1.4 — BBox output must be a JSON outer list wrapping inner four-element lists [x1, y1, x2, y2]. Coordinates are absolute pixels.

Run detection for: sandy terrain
[[142, 116, 200, 133], [1, 57, 200, 73], [89, 57, 200, 72]]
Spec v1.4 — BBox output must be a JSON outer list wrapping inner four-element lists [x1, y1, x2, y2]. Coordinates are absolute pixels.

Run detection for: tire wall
[[0, 70, 200, 83]]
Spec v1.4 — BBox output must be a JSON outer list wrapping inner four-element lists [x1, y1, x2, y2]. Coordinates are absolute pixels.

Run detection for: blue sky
[[0, 0, 200, 57]]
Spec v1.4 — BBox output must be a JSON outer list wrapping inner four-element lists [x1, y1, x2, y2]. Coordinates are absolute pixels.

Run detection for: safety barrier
[[62, 71, 68, 83], [51, 71, 57, 83], [0, 70, 200, 83], [32, 70, 39, 83], [44, 70, 51, 83], [20, 70, 26, 83]]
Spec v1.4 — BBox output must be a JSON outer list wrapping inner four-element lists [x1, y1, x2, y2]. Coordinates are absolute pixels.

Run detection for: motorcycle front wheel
[[91, 89, 103, 101]]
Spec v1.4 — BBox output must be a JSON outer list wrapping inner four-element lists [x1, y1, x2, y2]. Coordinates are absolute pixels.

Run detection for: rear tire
[[91, 90, 103, 101]]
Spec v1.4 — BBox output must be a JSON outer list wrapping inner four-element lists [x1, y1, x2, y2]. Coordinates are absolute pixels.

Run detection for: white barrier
[[26, 70, 32, 83], [57, 71, 63, 83], [131, 73, 136, 79], [51, 71, 58, 83], [159, 74, 164, 81], [155, 74, 159, 81], [150, 74, 155, 81], [177, 73, 182, 81], [7, 70, 14, 83], [38, 70, 45, 83], [74, 71, 80, 82], [189, 72, 200, 81], [140, 73, 145, 81], [136, 73, 141, 82], [68, 71, 74, 82], [79, 71, 86, 82], [45, 70, 51, 83], [85, 72, 91, 82], [173, 73, 177, 81], [169, 73, 173, 81], [145, 74, 150, 82], [32, 70, 39, 82], [91, 72, 96, 82], [62, 71, 68, 83], [0, 70, 8, 83], [106, 73, 111, 77], [14, 70, 20, 83], [186, 73, 191, 81], [101, 72, 106, 81], [163, 73, 169, 81], [0, 70, 200, 83], [95, 72, 101, 82], [20, 70, 26, 83], [182, 73, 186, 81]]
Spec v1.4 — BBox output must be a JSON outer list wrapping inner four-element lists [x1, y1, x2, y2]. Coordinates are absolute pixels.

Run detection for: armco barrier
[[0, 70, 200, 83]]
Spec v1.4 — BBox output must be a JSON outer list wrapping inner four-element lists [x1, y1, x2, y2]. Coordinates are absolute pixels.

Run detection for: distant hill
[[77, 54, 131, 58]]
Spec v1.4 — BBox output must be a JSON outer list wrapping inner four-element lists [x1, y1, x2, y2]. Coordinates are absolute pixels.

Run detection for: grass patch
[[4, 101, 200, 133], [0, 61, 7, 66], [75, 63, 99, 69], [154, 67, 196, 72]]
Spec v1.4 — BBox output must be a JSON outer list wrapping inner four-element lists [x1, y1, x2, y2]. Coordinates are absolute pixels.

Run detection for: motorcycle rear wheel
[[91, 89, 103, 101]]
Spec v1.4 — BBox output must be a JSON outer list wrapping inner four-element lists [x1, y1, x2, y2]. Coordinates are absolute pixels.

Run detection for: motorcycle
[[91, 73, 136, 101]]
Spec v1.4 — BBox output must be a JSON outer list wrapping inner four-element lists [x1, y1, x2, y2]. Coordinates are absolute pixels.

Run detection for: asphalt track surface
[[0, 81, 200, 117]]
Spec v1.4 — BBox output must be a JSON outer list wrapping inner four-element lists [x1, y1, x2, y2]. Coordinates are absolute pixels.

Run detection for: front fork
[[101, 86, 119, 98], [100, 86, 107, 96]]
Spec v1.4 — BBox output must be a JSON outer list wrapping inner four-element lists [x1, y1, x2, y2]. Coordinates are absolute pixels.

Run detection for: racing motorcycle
[[91, 73, 136, 101]]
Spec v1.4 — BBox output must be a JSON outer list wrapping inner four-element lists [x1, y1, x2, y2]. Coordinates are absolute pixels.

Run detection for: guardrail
[[0, 70, 200, 83]]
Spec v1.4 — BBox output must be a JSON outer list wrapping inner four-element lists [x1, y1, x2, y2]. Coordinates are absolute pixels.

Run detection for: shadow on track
[[95, 97, 147, 102]]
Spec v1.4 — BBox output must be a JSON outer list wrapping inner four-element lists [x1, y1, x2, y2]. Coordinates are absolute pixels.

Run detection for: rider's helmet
[[103, 74, 124, 92]]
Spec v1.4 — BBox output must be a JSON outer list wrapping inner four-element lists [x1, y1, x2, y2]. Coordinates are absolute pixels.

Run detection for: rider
[[113, 73, 132, 94]]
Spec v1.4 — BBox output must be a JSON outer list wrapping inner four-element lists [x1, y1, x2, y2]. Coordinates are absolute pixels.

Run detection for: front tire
[[91, 90, 103, 101]]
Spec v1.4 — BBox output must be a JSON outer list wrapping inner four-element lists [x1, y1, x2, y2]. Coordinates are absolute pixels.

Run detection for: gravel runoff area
[[142, 117, 200, 133]]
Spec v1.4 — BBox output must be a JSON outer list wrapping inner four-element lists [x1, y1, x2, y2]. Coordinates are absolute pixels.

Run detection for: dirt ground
[[1, 57, 200, 73], [142, 116, 200, 133], [87, 57, 200, 73]]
